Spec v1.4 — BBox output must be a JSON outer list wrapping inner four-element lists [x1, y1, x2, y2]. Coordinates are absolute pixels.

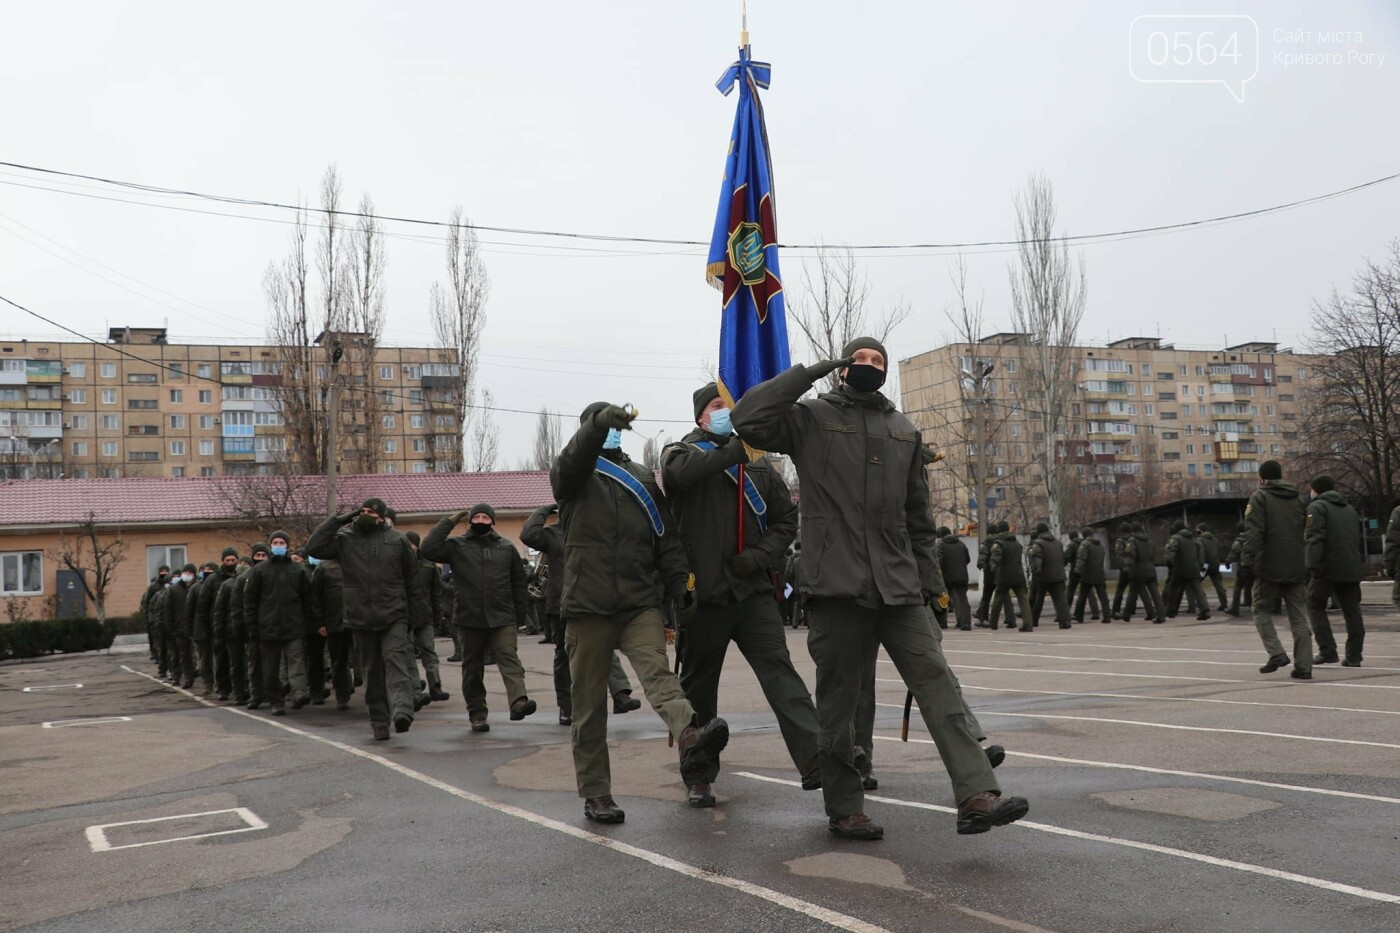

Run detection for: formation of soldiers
[[135, 337, 1400, 841]]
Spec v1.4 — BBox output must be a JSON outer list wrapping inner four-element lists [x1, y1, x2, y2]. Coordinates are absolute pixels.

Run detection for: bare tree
[[1297, 241, 1400, 519], [468, 388, 500, 472], [211, 469, 327, 547], [264, 207, 322, 473], [1007, 174, 1087, 536], [530, 407, 564, 470], [51, 512, 128, 622], [789, 244, 911, 390], [641, 433, 670, 473], [338, 192, 388, 474], [428, 206, 490, 472]]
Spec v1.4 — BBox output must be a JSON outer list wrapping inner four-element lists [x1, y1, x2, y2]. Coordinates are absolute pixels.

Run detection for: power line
[[3, 158, 1396, 251]]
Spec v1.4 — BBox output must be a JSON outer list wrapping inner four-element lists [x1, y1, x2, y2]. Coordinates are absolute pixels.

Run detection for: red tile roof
[[0, 471, 555, 528]]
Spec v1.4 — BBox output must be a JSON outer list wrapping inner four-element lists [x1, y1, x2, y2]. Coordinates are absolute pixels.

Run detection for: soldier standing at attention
[[734, 338, 1027, 840], [1027, 523, 1071, 630], [552, 401, 730, 824], [244, 531, 316, 715], [141, 565, 169, 665], [1242, 461, 1313, 679], [305, 498, 427, 739], [661, 382, 820, 805], [189, 560, 221, 697], [165, 564, 198, 689], [1304, 476, 1366, 667]]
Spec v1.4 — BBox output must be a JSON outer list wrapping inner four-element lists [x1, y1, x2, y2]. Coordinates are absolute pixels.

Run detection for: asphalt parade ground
[[4, 603, 1400, 932]]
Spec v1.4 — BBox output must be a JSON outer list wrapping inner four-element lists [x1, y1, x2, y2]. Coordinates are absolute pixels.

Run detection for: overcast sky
[[2, 1, 1398, 464]]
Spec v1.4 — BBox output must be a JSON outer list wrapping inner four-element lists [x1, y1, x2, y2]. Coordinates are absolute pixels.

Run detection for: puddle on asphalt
[[1091, 786, 1280, 821]]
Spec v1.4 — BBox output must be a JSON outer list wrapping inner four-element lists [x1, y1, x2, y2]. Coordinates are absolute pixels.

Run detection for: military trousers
[[552, 614, 634, 714], [854, 607, 985, 769], [1165, 574, 1209, 617], [1204, 569, 1229, 607], [411, 623, 442, 691], [991, 584, 1035, 631], [1031, 580, 1070, 626], [260, 638, 308, 710], [194, 638, 214, 694], [307, 630, 354, 702], [1126, 578, 1165, 622], [946, 584, 972, 629], [807, 599, 997, 819], [226, 630, 249, 702], [1252, 578, 1311, 672], [1307, 578, 1364, 662], [1110, 570, 1130, 616], [457, 625, 528, 719], [246, 639, 264, 703], [153, 627, 171, 676], [1230, 568, 1255, 615], [566, 608, 697, 798], [211, 634, 232, 697], [354, 623, 416, 728], [170, 633, 196, 684], [975, 579, 995, 622], [680, 592, 818, 773], [1074, 582, 1110, 622]]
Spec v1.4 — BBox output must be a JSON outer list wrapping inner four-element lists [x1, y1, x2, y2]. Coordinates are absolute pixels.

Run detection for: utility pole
[[325, 340, 343, 517], [972, 362, 995, 588]]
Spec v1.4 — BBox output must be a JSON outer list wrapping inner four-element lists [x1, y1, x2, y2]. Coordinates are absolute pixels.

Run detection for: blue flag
[[707, 45, 790, 407]]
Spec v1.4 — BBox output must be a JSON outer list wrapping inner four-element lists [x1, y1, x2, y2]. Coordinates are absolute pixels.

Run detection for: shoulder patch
[[821, 422, 856, 433]]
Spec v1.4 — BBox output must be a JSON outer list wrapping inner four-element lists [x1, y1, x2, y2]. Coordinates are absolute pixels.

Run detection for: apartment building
[[0, 327, 462, 479], [899, 335, 1318, 529]]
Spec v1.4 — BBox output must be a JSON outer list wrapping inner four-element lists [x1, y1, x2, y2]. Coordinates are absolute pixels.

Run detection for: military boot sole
[[985, 745, 1006, 769], [510, 699, 538, 721], [584, 805, 626, 824], [680, 718, 730, 785], [394, 714, 412, 733], [957, 796, 1030, 835]]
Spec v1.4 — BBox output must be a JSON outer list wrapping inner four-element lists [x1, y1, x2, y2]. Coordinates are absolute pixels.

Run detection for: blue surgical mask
[[707, 408, 734, 436], [271, 545, 288, 557], [306, 555, 319, 566], [603, 428, 623, 450]]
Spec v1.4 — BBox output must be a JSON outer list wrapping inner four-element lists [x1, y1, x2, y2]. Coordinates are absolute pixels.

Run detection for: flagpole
[[735, 0, 749, 558]]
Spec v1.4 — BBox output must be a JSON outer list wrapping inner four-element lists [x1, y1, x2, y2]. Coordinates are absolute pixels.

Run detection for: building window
[[412, 462, 428, 474], [129, 451, 159, 462], [384, 439, 398, 454], [170, 440, 186, 456], [71, 415, 88, 430], [1, 551, 43, 596], [101, 389, 117, 405], [380, 365, 393, 381], [197, 364, 212, 379], [221, 361, 252, 376], [68, 362, 87, 377], [200, 439, 215, 456], [409, 389, 423, 404], [1187, 463, 1197, 476], [410, 414, 425, 429], [146, 545, 187, 580], [1182, 404, 1191, 416], [200, 466, 216, 477], [199, 415, 215, 429], [128, 399, 159, 410], [171, 466, 185, 477], [412, 438, 427, 453], [199, 390, 212, 404], [169, 415, 186, 429], [128, 373, 158, 384], [405, 364, 422, 380], [101, 362, 117, 378], [68, 388, 87, 404], [101, 415, 118, 430], [72, 441, 87, 456], [101, 441, 118, 457], [1184, 424, 1193, 435], [382, 414, 396, 428]]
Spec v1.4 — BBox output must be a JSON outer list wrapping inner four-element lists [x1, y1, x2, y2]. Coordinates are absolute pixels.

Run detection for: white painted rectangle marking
[[42, 717, 133, 729], [85, 807, 267, 852], [21, 684, 82, 692]]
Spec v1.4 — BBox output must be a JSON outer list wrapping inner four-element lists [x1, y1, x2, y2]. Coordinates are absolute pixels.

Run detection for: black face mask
[[355, 514, 380, 533], [469, 523, 492, 536], [844, 364, 886, 393]]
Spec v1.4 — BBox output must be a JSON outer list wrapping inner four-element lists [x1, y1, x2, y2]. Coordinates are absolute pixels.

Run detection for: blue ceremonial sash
[[594, 457, 665, 537], [691, 441, 768, 533]]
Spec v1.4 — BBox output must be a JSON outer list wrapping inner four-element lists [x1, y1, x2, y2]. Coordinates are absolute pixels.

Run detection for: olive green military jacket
[[1241, 481, 1307, 583], [1304, 490, 1363, 582]]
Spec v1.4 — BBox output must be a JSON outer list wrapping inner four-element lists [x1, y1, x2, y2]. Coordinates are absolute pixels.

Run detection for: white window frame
[[101, 441, 118, 456], [101, 389, 117, 405], [100, 362, 117, 378], [200, 439, 215, 456], [69, 388, 87, 404], [170, 440, 186, 456], [146, 545, 188, 580], [1, 551, 44, 596]]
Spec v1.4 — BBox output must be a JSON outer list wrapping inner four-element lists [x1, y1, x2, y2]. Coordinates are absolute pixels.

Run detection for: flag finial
[[740, 0, 749, 48]]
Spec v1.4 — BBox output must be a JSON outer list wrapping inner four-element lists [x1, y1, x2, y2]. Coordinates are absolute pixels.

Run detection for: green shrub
[[0, 618, 116, 660]]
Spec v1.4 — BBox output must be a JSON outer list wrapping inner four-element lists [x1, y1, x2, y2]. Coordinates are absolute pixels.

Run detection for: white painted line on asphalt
[[20, 684, 82, 692], [734, 772, 1400, 906], [934, 682, 1400, 718], [86, 807, 267, 852], [956, 637, 1400, 661], [874, 700, 1400, 751], [933, 649, 1400, 674], [42, 717, 133, 729], [896, 662, 1400, 691], [872, 736, 1400, 805], [118, 666, 890, 933]]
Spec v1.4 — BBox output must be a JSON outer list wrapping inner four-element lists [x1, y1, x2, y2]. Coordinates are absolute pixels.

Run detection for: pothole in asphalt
[[1091, 787, 1280, 821]]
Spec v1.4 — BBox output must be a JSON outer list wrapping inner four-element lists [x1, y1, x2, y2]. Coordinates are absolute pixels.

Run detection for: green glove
[[448, 510, 472, 524], [803, 357, 853, 381]]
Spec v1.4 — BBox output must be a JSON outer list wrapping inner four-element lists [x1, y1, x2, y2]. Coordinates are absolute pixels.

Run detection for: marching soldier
[[244, 531, 316, 715], [305, 498, 427, 739], [1197, 524, 1229, 612], [1305, 476, 1366, 667], [1027, 523, 1071, 630], [1073, 530, 1109, 624], [421, 505, 535, 731], [1242, 461, 1313, 679], [307, 555, 354, 709], [403, 531, 450, 706], [189, 560, 221, 697], [165, 564, 198, 688], [1066, 529, 1101, 621], [937, 527, 973, 631], [1108, 525, 1131, 620], [140, 565, 169, 665], [989, 523, 1035, 633], [662, 382, 820, 804], [551, 402, 729, 824], [1163, 522, 1211, 621], [1226, 521, 1252, 617], [734, 338, 1027, 840]]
